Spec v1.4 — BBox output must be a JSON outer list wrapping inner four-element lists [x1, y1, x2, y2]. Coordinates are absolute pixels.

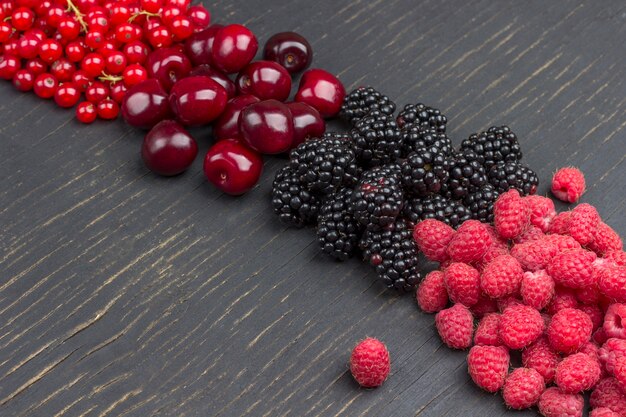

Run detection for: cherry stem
[[65, 0, 89, 33], [98, 73, 124, 84], [129, 10, 161, 23]]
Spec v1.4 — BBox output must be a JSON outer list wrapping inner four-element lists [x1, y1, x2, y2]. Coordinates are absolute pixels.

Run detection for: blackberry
[[441, 151, 488, 200], [271, 166, 323, 227], [396, 103, 447, 132], [359, 219, 421, 292], [400, 146, 451, 196], [403, 194, 471, 228], [322, 131, 353, 143], [460, 125, 522, 170], [316, 188, 362, 261], [488, 161, 539, 195], [340, 86, 396, 125], [289, 137, 359, 194], [401, 125, 454, 157], [351, 165, 403, 231], [351, 111, 402, 167], [463, 183, 499, 224]]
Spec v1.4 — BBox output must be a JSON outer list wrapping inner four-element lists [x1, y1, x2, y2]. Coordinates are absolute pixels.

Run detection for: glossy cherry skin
[[210, 24, 258, 74], [121, 78, 173, 129], [183, 24, 222, 66], [203, 139, 263, 195], [239, 99, 294, 154], [146, 47, 192, 91], [286, 102, 325, 148], [169, 76, 228, 126], [213, 95, 260, 140], [295, 69, 345, 118], [236, 60, 291, 101], [189, 64, 236, 98], [142, 120, 198, 176], [263, 31, 312, 74]]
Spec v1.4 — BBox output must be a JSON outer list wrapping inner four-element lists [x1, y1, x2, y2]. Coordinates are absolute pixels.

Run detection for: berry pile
[[271, 86, 540, 292]]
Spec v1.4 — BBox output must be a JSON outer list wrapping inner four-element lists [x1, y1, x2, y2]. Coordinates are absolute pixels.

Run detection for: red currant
[[81, 53, 105, 78], [12, 69, 34, 91], [33, 72, 58, 98], [109, 4, 130, 26], [46, 5, 65, 28], [109, 81, 127, 104], [3, 38, 19, 56], [0, 22, 13, 43], [0, 54, 20, 80], [147, 26, 172, 48], [167, 0, 190, 10], [85, 81, 109, 103], [12, 7, 35, 31], [25, 57, 47, 75], [33, 18, 54, 37], [57, 17, 80, 41], [54, 82, 80, 107], [169, 15, 193, 41], [34, 0, 52, 16], [123, 41, 149, 65], [161, 6, 182, 25], [141, 0, 163, 14], [97, 98, 119, 120], [85, 30, 106, 49], [96, 40, 119, 58], [143, 18, 163, 33], [115, 23, 142, 44], [87, 13, 108, 32], [187, 5, 210, 30], [27, 27, 45, 41], [65, 40, 86, 62], [122, 63, 147, 88], [50, 57, 74, 82], [76, 101, 97, 123], [17, 33, 41, 59], [105, 51, 127, 75], [38, 38, 62, 63], [71, 69, 90, 92]]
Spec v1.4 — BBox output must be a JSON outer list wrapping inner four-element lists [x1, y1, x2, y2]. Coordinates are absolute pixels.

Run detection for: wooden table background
[[1, 1, 626, 416]]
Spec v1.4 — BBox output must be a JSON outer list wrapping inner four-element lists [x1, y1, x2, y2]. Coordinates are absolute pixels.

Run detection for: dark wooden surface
[[1, 1, 626, 416]]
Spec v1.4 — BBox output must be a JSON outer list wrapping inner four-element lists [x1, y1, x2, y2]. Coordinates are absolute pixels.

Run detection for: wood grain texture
[[1, 0, 625, 416]]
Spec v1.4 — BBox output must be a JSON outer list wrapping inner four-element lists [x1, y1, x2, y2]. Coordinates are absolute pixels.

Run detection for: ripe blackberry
[[403, 194, 471, 228], [441, 151, 488, 200], [289, 137, 359, 194], [340, 86, 396, 125], [401, 125, 454, 157], [460, 125, 522, 170], [351, 111, 402, 167], [317, 188, 363, 261], [359, 218, 421, 292], [351, 165, 403, 231], [396, 103, 447, 132], [463, 183, 499, 224], [271, 166, 323, 227], [488, 161, 539, 195], [322, 131, 353, 143], [400, 146, 451, 196]]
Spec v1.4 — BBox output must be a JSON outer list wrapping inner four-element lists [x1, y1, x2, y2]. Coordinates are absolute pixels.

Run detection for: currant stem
[[98, 73, 124, 84], [129, 11, 161, 23], [65, 0, 89, 33]]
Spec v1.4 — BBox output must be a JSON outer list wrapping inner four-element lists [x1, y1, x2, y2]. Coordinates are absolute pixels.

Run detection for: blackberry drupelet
[[396, 103, 447, 132], [441, 151, 488, 200], [350, 165, 403, 231], [289, 136, 359, 194], [460, 125, 522, 170], [400, 146, 451, 196], [488, 161, 539, 195], [401, 125, 454, 157], [271, 166, 323, 227], [359, 218, 421, 292], [463, 183, 499, 224], [403, 194, 471, 228], [340, 86, 396, 125], [322, 131, 353, 143], [316, 188, 363, 261], [351, 111, 403, 167]]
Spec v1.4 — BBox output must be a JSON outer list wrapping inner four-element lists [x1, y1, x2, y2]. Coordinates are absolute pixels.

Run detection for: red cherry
[[213, 95, 260, 140], [0, 54, 21, 80], [38, 38, 62, 63], [188, 64, 235, 98], [33, 72, 58, 98], [122, 63, 147, 88], [54, 82, 80, 107], [123, 41, 149, 65], [76, 101, 97, 124], [183, 24, 221, 66], [141, 119, 198, 176], [12, 7, 35, 31], [168, 76, 228, 126], [236, 60, 292, 101], [121, 78, 172, 129], [287, 102, 325, 148], [295, 69, 345, 118], [263, 32, 312, 74], [146, 47, 191, 91], [85, 81, 109, 103], [65, 40, 86, 62], [81, 53, 105, 78], [97, 98, 119, 120], [211, 24, 258, 74], [50, 57, 74, 82], [25, 57, 46, 75], [203, 139, 263, 195], [12, 69, 34, 91], [187, 5, 210, 30], [239, 99, 294, 154], [105, 51, 127, 74]]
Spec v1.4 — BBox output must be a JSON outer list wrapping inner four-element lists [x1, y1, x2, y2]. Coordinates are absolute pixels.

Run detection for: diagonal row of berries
[[414, 184, 626, 416]]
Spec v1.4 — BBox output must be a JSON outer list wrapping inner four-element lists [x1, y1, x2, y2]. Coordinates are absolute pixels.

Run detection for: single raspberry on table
[[547, 248, 597, 289], [545, 286, 579, 315], [522, 336, 561, 384], [499, 304, 544, 349], [446, 220, 493, 264], [502, 367, 545, 410], [435, 303, 474, 349], [538, 387, 584, 417], [568, 203, 601, 246], [555, 352, 601, 393], [603, 304, 626, 339], [548, 308, 593, 354], [481, 254, 524, 299], [525, 194, 557, 232], [443, 262, 481, 307], [520, 270, 555, 310], [416, 270, 449, 313], [511, 238, 558, 271], [598, 266, 626, 302], [494, 189, 530, 240], [474, 313, 501, 346], [349, 337, 390, 388], [551, 167, 586, 203], [466, 345, 510, 393], [590, 377, 626, 416], [589, 222, 623, 255], [590, 408, 622, 417], [413, 219, 454, 263]]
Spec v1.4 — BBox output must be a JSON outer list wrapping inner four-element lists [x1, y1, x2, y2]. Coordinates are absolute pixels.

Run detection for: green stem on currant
[[98, 73, 124, 84], [129, 10, 161, 23], [65, 0, 89, 33]]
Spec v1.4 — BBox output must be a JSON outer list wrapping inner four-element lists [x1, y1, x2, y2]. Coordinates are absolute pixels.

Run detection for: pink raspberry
[[499, 304, 544, 349], [514, 224, 546, 245], [604, 250, 626, 267], [613, 356, 626, 391], [548, 308, 593, 354], [443, 263, 480, 307], [551, 167, 586, 203], [555, 352, 601, 393], [474, 313, 501, 346], [543, 233, 582, 253], [481, 254, 524, 299], [435, 303, 474, 350], [494, 189, 530, 240], [590, 377, 626, 416], [599, 338, 626, 375], [522, 336, 561, 384], [580, 303, 605, 331], [549, 211, 572, 235], [520, 270, 555, 310], [415, 270, 448, 313], [525, 194, 557, 232], [511, 238, 558, 271], [603, 304, 626, 339], [446, 220, 493, 264], [590, 408, 621, 417], [479, 239, 510, 268], [466, 345, 510, 393], [568, 203, 601, 246], [598, 266, 626, 302], [349, 337, 390, 388], [579, 341, 601, 363], [502, 367, 545, 410], [497, 295, 524, 312], [547, 248, 597, 289], [413, 219, 455, 263], [538, 387, 584, 417], [589, 222, 623, 256], [594, 328, 610, 346], [576, 286, 602, 305], [470, 294, 499, 319], [545, 286, 579, 315]]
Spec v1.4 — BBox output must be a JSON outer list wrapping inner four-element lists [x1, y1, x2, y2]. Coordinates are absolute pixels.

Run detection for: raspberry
[[416, 270, 448, 313], [604, 250, 626, 267], [514, 224, 545, 244], [349, 337, 390, 388], [545, 287, 579, 315], [548, 308, 593, 354], [599, 338, 626, 375], [590, 378, 626, 416], [522, 336, 561, 384], [544, 234, 582, 253], [443, 263, 481, 307], [576, 286, 602, 305], [511, 238, 558, 271], [551, 167, 586, 203], [568, 203, 601, 246], [555, 352, 601, 393], [481, 254, 524, 299], [589, 222, 623, 256], [538, 387, 584, 417], [413, 219, 454, 263], [494, 189, 530, 240], [525, 195, 557, 232], [446, 220, 493, 264], [498, 295, 524, 312], [470, 294, 499, 319], [603, 304, 626, 339], [466, 345, 510, 392], [598, 266, 626, 302], [520, 270, 555, 310], [614, 356, 626, 391], [580, 303, 605, 331], [595, 328, 610, 346], [548, 211, 572, 235], [547, 248, 597, 289], [502, 367, 545, 410], [435, 303, 474, 349], [590, 408, 621, 417], [499, 304, 544, 349], [474, 313, 501, 346], [580, 341, 601, 363]]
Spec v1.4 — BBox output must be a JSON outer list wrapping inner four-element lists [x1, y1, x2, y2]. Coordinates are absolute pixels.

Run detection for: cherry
[[12, 7, 35, 31], [33, 72, 58, 98], [54, 82, 80, 108], [146, 47, 191, 91], [203, 139, 263, 195], [85, 81, 109, 103], [76, 101, 97, 124], [141, 119, 198, 176], [187, 5, 210, 30], [183, 24, 221, 66], [211, 24, 258, 74], [38, 38, 63, 63], [239, 99, 294, 154], [236, 60, 292, 102], [286, 102, 325, 148], [295, 69, 345, 118], [188, 64, 235, 98], [97, 98, 120, 120], [12, 69, 34, 91], [122, 63, 147, 87], [121, 78, 172, 129], [213, 95, 260, 141], [264, 32, 312, 74], [0, 55, 21, 80], [169, 76, 227, 126]]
